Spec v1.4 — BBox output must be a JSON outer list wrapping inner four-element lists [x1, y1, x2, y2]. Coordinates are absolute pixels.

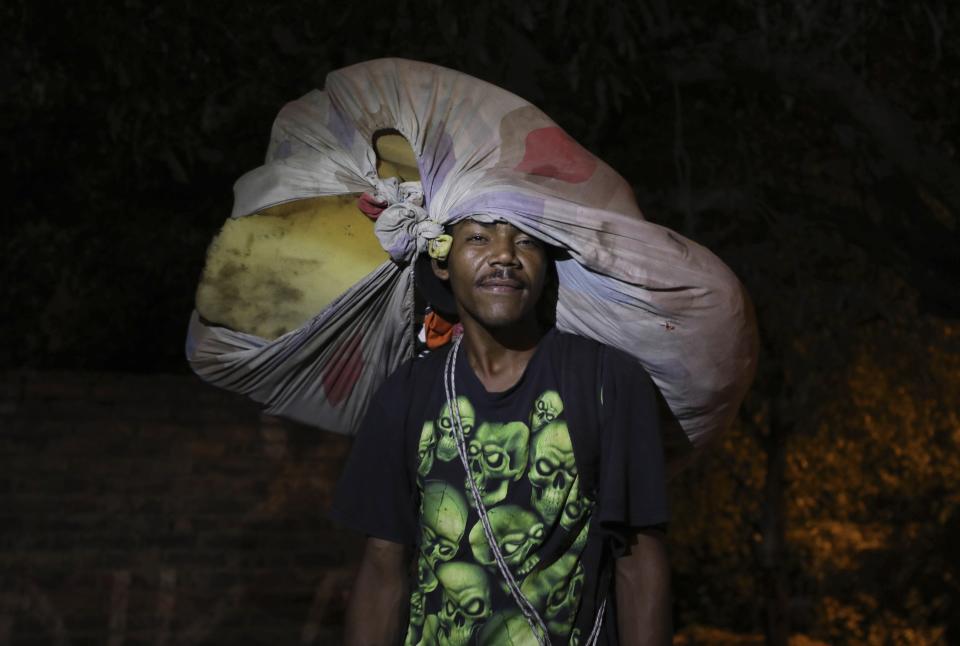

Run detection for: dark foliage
[[6, 0, 959, 642], [6, 0, 959, 371]]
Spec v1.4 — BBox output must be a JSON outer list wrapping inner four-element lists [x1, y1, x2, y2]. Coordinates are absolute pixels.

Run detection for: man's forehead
[[451, 219, 524, 233]]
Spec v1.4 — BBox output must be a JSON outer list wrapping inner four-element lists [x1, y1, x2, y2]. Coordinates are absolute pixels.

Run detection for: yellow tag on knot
[[427, 234, 453, 261]]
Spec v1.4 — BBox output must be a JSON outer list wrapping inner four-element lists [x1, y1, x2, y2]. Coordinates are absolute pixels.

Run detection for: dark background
[[4, 1, 959, 644]]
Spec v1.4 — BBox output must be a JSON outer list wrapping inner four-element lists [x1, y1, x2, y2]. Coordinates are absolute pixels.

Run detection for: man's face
[[432, 220, 548, 330]]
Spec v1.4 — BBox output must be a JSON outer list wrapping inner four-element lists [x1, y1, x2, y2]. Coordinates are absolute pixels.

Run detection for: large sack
[[186, 58, 757, 458]]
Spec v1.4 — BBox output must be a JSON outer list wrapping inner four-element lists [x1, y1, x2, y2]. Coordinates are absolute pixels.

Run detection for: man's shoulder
[[551, 330, 649, 375], [549, 329, 603, 357], [363, 347, 450, 433], [379, 345, 450, 395]]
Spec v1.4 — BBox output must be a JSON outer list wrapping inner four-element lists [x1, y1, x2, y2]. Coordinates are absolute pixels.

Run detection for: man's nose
[[489, 236, 519, 265]]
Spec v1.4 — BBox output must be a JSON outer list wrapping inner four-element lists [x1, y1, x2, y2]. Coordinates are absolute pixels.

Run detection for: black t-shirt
[[330, 329, 668, 645]]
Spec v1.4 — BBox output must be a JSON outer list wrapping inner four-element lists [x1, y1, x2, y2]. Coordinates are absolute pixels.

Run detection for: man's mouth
[[477, 272, 524, 291]]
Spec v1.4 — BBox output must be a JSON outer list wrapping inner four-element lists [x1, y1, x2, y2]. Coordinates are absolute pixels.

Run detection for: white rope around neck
[[442, 335, 607, 646]]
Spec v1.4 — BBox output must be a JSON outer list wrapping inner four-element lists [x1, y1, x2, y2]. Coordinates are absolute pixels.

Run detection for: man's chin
[[472, 309, 539, 331], [456, 293, 545, 332]]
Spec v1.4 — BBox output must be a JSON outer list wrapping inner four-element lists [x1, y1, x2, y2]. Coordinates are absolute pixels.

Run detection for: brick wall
[[1, 371, 362, 645]]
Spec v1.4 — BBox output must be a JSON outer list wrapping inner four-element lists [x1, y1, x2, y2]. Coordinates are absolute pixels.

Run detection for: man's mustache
[[476, 268, 525, 287]]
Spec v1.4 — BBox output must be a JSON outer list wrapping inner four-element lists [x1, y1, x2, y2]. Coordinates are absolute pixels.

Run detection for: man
[[330, 218, 670, 645]]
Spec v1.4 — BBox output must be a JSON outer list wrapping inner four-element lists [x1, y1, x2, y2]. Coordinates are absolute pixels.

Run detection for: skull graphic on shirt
[[418, 421, 437, 477], [465, 421, 529, 505], [468, 504, 544, 577], [432, 562, 492, 646], [520, 554, 584, 635], [404, 587, 427, 646], [435, 397, 476, 462], [529, 389, 564, 433], [421, 480, 468, 569], [414, 550, 440, 598], [528, 421, 578, 522], [560, 475, 594, 533], [478, 610, 541, 645]]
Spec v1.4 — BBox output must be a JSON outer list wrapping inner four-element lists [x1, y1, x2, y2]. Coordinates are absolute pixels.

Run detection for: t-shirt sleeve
[[595, 348, 669, 536], [328, 363, 419, 546]]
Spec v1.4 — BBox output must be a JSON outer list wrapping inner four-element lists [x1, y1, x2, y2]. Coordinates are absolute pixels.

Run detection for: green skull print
[[435, 397, 476, 462], [468, 505, 544, 577], [421, 481, 468, 569], [560, 475, 594, 533], [466, 421, 529, 505], [404, 588, 427, 646], [418, 421, 436, 477], [529, 390, 564, 433], [528, 421, 579, 522], [568, 519, 591, 554], [431, 562, 492, 646], [413, 550, 440, 602], [477, 610, 541, 645], [520, 554, 584, 635]]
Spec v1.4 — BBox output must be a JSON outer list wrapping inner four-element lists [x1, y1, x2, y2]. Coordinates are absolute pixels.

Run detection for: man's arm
[[345, 537, 412, 646], [615, 527, 672, 645]]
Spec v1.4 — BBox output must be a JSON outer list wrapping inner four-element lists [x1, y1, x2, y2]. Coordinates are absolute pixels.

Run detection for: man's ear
[[431, 257, 450, 281]]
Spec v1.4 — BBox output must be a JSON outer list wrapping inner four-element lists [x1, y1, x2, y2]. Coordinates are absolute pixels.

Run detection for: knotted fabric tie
[[371, 178, 443, 263]]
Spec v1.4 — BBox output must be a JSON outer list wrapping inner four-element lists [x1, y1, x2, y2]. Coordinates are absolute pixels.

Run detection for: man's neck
[[458, 316, 545, 393]]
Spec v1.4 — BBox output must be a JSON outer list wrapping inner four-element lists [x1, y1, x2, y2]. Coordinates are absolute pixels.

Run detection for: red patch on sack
[[322, 331, 365, 406], [514, 127, 597, 183]]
